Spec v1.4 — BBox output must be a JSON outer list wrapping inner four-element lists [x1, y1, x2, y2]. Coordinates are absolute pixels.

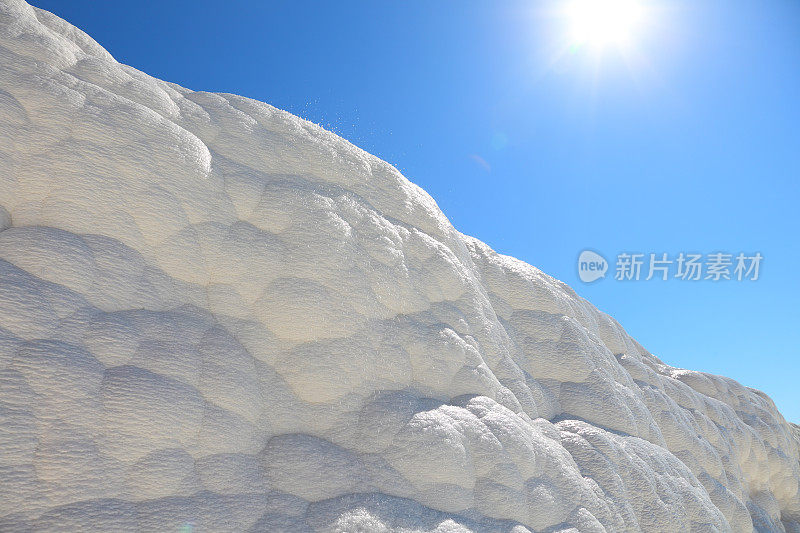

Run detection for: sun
[[565, 0, 645, 49]]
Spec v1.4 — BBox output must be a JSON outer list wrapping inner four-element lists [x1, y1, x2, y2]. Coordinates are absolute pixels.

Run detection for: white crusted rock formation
[[0, 1, 798, 531]]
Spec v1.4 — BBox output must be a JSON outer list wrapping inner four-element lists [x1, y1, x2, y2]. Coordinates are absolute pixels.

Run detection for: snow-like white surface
[[0, 1, 798, 531]]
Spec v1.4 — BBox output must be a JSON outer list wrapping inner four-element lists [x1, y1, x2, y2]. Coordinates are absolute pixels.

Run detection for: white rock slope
[[0, 1, 798, 531]]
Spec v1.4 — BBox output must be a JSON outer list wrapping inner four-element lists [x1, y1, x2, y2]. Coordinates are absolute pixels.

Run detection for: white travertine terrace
[[0, 1, 798, 531]]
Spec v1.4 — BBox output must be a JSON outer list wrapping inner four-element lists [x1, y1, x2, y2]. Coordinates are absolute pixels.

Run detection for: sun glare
[[565, 0, 645, 49]]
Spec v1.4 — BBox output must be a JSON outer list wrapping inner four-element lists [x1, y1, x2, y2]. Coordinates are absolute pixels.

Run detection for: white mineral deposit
[[0, 1, 798, 531]]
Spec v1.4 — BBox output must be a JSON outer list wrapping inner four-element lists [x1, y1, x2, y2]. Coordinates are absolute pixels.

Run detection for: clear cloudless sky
[[30, 0, 800, 421]]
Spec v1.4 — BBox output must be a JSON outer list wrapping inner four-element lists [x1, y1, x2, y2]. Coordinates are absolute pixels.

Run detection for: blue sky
[[31, 0, 800, 421]]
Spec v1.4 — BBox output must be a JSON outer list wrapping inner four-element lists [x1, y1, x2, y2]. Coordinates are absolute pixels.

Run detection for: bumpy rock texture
[[0, 1, 798, 531]]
